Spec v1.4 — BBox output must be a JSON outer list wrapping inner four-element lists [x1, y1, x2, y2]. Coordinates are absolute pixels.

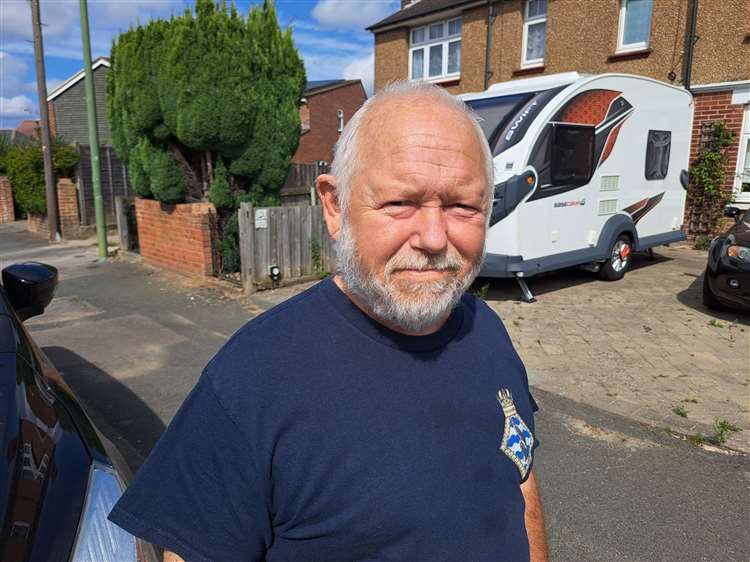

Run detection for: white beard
[[335, 220, 483, 334]]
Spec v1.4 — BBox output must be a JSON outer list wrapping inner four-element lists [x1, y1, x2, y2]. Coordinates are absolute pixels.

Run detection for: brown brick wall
[[374, 28, 409, 92], [373, 0, 749, 92], [25, 178, 80, 238], [135, 198, 218, 277], [292, 82, 367, 165], [689, 91, 744, 190], [0, 176, 14, 224]]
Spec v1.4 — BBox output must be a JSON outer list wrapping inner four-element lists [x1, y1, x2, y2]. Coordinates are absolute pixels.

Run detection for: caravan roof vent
[[600, 175, 620, 192]]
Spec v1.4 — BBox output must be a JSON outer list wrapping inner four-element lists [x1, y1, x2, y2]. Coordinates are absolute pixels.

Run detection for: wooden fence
[[238, 202, 335, 293], [76, 143, 132, 226]]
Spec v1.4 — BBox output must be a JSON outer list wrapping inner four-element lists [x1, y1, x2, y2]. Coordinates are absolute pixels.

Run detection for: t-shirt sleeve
[[108, 375, 271, 562]]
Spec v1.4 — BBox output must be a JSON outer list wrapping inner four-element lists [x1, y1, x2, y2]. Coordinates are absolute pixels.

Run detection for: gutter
[[483, 1, 497, 90], [683, 0, 699, 91]]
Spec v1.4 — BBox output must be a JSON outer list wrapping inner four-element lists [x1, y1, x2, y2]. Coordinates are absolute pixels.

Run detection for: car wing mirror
[[1, 262, 58, 322], [723, 206, 742, 223]]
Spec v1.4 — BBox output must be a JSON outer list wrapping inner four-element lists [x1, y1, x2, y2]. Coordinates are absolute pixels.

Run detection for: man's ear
[[316, 173, 342, 241]]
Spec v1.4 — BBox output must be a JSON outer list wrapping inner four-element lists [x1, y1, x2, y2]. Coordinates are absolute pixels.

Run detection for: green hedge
[[4, 140, 80, 215]]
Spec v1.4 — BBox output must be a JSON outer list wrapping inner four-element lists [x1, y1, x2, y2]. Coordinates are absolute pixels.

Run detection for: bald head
[[329, 81, 494, 215]]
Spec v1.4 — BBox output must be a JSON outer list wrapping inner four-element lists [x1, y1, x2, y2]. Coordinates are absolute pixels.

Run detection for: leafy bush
[[208, 159, 234, 210], [0, 135, 12, 174], [4, 140, 80, 215], [218, 211, 241, 273], [686, 121, 737, 236]]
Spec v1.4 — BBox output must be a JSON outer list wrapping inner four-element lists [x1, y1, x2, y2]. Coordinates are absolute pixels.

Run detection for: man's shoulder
[[205, 281, 330, 379]]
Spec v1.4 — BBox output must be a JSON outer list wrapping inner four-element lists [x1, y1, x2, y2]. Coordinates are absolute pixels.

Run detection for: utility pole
[[30, 0, 59, 241], [79, 0, 107, 257]]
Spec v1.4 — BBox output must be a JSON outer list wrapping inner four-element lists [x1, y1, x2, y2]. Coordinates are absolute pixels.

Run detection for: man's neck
[[332, 275, 449, 337]]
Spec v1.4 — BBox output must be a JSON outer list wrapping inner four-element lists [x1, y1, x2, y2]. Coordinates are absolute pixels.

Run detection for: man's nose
[[410, 206, 448, 254]]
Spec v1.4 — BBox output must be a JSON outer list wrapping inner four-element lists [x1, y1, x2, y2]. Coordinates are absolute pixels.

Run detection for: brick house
[[368, 0, 750, 209], [292, 79, 368, 166]]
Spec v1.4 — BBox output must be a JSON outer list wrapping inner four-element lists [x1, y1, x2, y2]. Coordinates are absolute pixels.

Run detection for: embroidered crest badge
[[497, 389, 534, 479]]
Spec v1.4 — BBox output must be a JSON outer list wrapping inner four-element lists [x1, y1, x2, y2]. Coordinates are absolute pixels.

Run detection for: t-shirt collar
[[319, 276, 465, 353]]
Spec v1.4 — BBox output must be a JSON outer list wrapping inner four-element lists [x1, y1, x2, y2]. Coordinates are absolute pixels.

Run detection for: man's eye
[[450, 204, 479, 215]]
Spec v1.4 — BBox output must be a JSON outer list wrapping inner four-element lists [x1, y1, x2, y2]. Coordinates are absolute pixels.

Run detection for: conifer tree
[[107, 0, 306, 205]]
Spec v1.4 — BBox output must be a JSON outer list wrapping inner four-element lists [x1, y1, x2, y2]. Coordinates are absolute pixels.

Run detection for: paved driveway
[[484, 245, 750, 452]]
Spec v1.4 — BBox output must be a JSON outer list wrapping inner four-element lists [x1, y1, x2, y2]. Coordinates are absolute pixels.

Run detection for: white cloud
[[0, 51, 30, 98], [0, 95, 36, 119], [312, 0, 398, 31], [0, 0, 183, 61], [343, 52, 374, 95]]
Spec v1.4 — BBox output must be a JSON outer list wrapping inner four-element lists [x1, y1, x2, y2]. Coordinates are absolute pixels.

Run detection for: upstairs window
[[410, 17, 461, 82], [617, 0, 653, 52], [522, 0, 547, 67]]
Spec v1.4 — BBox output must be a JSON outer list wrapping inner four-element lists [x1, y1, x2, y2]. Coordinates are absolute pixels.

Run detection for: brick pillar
[[0, 176, 15, 224], [56, 178, 80, 237], [26, 178, 80, 238]]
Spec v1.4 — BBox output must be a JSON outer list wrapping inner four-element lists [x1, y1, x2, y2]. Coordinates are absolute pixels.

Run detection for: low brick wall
[[135, 198, 218, 277], [25, 178, 81, 238], [0, 176, 14, 224]]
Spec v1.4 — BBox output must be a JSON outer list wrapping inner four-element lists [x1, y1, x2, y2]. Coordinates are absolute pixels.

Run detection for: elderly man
[[109, 81, 548, 562]]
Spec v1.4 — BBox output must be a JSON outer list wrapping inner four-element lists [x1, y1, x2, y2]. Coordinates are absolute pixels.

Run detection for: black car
[[703, 207, 750, 313], [0, 262, 157, 562]]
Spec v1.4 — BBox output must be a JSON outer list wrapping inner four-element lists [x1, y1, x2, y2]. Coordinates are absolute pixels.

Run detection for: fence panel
[[76, 144, 132, 227], [238, 202, 335, 293]]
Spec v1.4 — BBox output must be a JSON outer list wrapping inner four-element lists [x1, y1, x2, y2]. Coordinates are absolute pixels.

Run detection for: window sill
[[512, 65, 545, 77], [413, 75, 461, 86], [607, 48, 652, 62]]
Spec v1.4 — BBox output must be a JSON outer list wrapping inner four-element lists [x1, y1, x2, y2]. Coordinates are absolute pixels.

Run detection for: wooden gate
[[238, 202, 335, 293]]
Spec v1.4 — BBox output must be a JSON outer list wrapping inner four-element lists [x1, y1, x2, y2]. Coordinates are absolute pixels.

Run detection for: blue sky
[[0, 0, 399, 129]]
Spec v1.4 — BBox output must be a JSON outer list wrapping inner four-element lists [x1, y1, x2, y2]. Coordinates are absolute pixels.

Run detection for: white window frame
[[408, 17, 461, 83], [521, 0, 547, 68], [337, 109, 344, 133], [617, 0, 653, 53], [733, 105, 750, 204]]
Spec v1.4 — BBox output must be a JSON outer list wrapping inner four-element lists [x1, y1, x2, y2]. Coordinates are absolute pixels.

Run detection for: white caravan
[[461, 73, 693, 301]]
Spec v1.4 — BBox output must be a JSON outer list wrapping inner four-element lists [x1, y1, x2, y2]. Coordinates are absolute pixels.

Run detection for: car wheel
[[598, 234, 632, 281], [702, 268, 724, 311]]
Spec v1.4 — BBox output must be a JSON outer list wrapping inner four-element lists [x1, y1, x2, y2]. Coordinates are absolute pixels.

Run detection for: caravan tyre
[[598, 234, 632, 281]]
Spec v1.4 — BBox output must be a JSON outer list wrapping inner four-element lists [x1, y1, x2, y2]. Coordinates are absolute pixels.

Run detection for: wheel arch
[[597, 213, 638, 256]]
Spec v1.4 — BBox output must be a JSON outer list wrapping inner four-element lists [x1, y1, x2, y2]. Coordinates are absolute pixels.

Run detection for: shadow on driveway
[[43, 346, 166, 472], [676, 271, 750, 324], [472, 251, 673, 302]]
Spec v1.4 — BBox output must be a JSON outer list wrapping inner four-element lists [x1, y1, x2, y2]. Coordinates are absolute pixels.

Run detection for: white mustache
[[384, 251, 464, 279]]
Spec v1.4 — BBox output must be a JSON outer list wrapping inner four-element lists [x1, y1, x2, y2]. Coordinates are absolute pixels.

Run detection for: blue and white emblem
[[497, 389, 534, 479]]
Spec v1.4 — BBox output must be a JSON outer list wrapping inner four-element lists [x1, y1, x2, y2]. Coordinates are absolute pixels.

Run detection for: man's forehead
[[360, 99, 481, 163]]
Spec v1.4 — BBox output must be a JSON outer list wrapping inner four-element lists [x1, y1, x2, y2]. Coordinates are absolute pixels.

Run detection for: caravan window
[[550, 124, 595, 187], [465, 93, 533, 149], [645, 130, 671, 180]]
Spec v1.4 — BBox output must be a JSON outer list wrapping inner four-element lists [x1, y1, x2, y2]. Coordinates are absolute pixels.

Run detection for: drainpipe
[[484, 1, 497, 90], [683, 0, 699, 91]]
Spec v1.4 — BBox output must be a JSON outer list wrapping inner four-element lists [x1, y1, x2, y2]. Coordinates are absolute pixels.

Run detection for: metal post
[[79, 0, 107, 258], [30, 0, 59, 241]]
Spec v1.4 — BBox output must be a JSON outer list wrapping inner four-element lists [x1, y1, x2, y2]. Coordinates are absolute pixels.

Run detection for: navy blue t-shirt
[[109, 277, 539, 562]]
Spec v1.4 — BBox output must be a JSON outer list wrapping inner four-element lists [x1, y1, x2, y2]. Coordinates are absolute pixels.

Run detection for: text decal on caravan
[[505, 100, 539, 142]]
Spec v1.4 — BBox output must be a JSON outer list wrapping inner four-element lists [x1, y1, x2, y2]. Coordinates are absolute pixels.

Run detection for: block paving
[[484, 244, 750, 452]]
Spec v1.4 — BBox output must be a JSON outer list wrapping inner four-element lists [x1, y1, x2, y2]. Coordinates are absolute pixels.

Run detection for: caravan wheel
[[598, 235, 632, 281]]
